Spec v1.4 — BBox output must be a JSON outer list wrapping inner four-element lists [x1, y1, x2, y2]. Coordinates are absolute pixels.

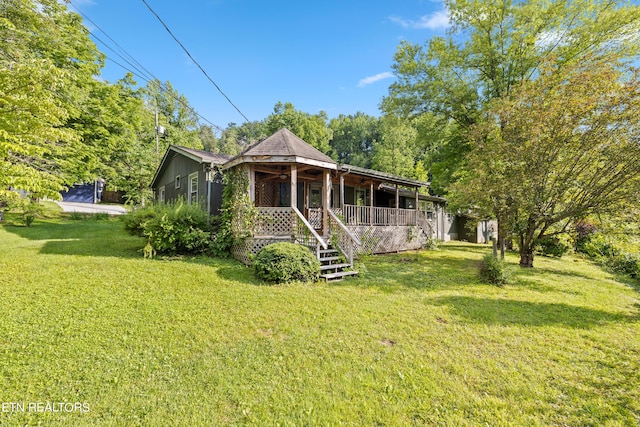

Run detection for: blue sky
[[70, 0, 449, 131]]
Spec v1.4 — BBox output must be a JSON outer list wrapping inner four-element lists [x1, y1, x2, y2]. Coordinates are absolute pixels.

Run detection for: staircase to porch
[[318, 246, 358, 282]]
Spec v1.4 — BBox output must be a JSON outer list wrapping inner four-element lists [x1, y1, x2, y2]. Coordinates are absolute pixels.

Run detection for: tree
[[371, 115, 418, 179], [264, 102, 333, 155], [452, 54, 640, 267], [0, 0, 104, 201], [382, 0, 640, 194], [328, 113, 380, 168], [213, 121, 267, 156], [144, 79, 203, 151]]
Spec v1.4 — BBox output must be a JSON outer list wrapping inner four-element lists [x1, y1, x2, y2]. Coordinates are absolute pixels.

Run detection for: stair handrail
[[328, 209, 361, 266], [292, 206, 328, 251], [416, 210, 435, 237]]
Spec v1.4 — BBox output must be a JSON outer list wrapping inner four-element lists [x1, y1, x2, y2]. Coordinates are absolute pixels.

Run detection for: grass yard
[[1, 205, 639, 426]]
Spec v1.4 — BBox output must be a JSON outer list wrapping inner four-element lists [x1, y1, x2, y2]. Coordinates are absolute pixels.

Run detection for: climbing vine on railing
[[212, 165, 258, 256]]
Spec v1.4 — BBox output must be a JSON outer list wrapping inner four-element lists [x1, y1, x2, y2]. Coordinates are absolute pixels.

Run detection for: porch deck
[[231, 205, 434, 265]]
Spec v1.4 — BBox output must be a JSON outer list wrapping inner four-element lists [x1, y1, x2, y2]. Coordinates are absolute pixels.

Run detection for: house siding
[[153, 153, 225, 215]]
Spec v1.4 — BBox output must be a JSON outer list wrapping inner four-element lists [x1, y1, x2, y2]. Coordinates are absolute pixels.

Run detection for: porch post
[[415, 186, 419, 226], [290, 164, 297, 208], [248, 166, 255, 203], [369, 181, 374, 226], [339, 173, 345, 211], [323, 170, 330, 237], [395, 184, 399, 226]]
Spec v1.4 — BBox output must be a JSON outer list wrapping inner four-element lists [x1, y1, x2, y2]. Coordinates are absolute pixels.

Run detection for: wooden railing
[[292, 207, 328, 254], [416, 210, 435, 237], [254, 207, 327, 256], [328, 209, 361, 266], [341, 204, 424, 226]]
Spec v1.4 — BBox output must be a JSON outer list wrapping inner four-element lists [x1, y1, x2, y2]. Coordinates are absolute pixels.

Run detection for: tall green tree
[[328, 113, 380, 168], [264, 102, 332, 155], [144, 79, 202, 151], [0, 0, 104, 201], [452, 54, 640, 267], [213, 121, 267, 156], [382, 0, 640, 194], [371, 115, 419, 179]]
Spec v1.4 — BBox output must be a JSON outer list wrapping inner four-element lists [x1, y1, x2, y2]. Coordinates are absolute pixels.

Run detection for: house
[[60, 179, 105, 204], [151, 128, 492, 279], [150, 145, 230, 215]]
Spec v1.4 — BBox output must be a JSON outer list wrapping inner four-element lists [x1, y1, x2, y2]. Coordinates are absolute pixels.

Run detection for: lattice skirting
[[231, 236, 294, 265], [348, 225, 429, 255]]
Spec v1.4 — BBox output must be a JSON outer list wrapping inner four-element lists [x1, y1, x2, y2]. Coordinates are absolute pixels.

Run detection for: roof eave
[[221, 156, 337, 171], [339, 164, 429, 188]]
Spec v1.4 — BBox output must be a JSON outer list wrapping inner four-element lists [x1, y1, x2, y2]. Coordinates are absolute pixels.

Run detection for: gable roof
[[172, 145, 231, 164], [222, 128, 337, 170], [150, 145, 230, 188]]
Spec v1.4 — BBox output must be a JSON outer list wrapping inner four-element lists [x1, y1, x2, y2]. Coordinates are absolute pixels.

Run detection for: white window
[[188, 172, 198, 204], [175, 175, 181, 189], [158, 186, 165, 203]]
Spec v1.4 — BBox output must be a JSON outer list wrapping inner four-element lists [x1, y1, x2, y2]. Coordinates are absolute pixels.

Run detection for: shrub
[[21, 199, 43, 227], [253, 242, 321, 284], [581, 233, 618, 259], [122, 200, 213, 256], [479, 253, 510, 286], [121, 206, 156, 237], [574, 220, 598, 253], [537, 236, 570, 258], [607, 252, 640, 279]]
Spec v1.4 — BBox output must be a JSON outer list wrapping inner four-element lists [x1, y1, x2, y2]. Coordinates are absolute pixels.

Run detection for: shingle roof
[[175, 146, 231, 164], [235, 128, 336, 165]]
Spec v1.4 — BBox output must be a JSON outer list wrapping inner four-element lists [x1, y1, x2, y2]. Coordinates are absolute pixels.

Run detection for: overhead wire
[[67, 0, 226, 134], [141, 0, 250, 123]]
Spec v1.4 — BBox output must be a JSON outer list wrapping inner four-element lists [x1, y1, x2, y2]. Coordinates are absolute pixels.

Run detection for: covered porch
[[223, 128, 435, 264]]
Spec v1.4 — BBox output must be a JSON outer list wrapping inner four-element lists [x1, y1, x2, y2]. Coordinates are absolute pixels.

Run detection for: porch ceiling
[[254, 164, 327, 182]]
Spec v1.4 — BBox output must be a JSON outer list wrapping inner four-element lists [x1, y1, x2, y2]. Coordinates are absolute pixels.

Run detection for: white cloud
[[389, 10, 449, 30], [357, 72, 394, 88]]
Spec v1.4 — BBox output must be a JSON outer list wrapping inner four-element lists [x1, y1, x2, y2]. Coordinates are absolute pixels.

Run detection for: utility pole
[[155, 110, 165, 159]]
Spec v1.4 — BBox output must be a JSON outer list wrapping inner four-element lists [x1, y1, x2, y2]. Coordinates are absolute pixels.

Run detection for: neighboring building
[[151, 128, 494, 277], [60, 179, 105, 204]]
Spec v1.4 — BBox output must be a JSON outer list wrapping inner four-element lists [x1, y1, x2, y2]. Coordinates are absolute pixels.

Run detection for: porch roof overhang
[[221, 155, 337, 171], [338, 164, 430, 189], [378, 183, 446, 203], [221, 128, 338, 172]]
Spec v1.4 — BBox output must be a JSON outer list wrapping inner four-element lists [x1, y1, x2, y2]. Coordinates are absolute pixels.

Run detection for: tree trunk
[[519, 250, 534, 267], [519, 237, 535, 267]]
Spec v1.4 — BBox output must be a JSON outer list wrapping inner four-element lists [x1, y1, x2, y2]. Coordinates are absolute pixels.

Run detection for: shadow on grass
[[430, 295, 639, 329], [343, 250, 483, 291], [4, 218, 144, 259]]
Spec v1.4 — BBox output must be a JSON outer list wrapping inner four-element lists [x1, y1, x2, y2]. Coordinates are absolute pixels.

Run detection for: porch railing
[[292, 207, 328, 255], [341, 204, 423, 226], [254, 207, 327, 256], [327, 209, 361, 266]]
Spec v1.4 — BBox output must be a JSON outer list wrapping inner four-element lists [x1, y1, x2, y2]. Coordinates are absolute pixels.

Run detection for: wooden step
[[319, 249, 339, 255], [320, 263, 351, 271], [319, 256, 341, 263], [320, 270, 359, 281]]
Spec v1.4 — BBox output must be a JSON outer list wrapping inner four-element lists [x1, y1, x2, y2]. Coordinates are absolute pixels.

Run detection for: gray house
[[151, 129, 494, 277], [150, 145, 230, 215]]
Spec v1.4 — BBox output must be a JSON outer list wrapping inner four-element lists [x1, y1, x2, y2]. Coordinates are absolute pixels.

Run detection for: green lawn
[[1, 207, 639, 426]]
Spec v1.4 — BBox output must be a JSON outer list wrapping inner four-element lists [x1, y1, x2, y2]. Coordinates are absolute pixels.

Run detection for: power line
[[141, 0, 250, 123], [68, 1, 225, 134]]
